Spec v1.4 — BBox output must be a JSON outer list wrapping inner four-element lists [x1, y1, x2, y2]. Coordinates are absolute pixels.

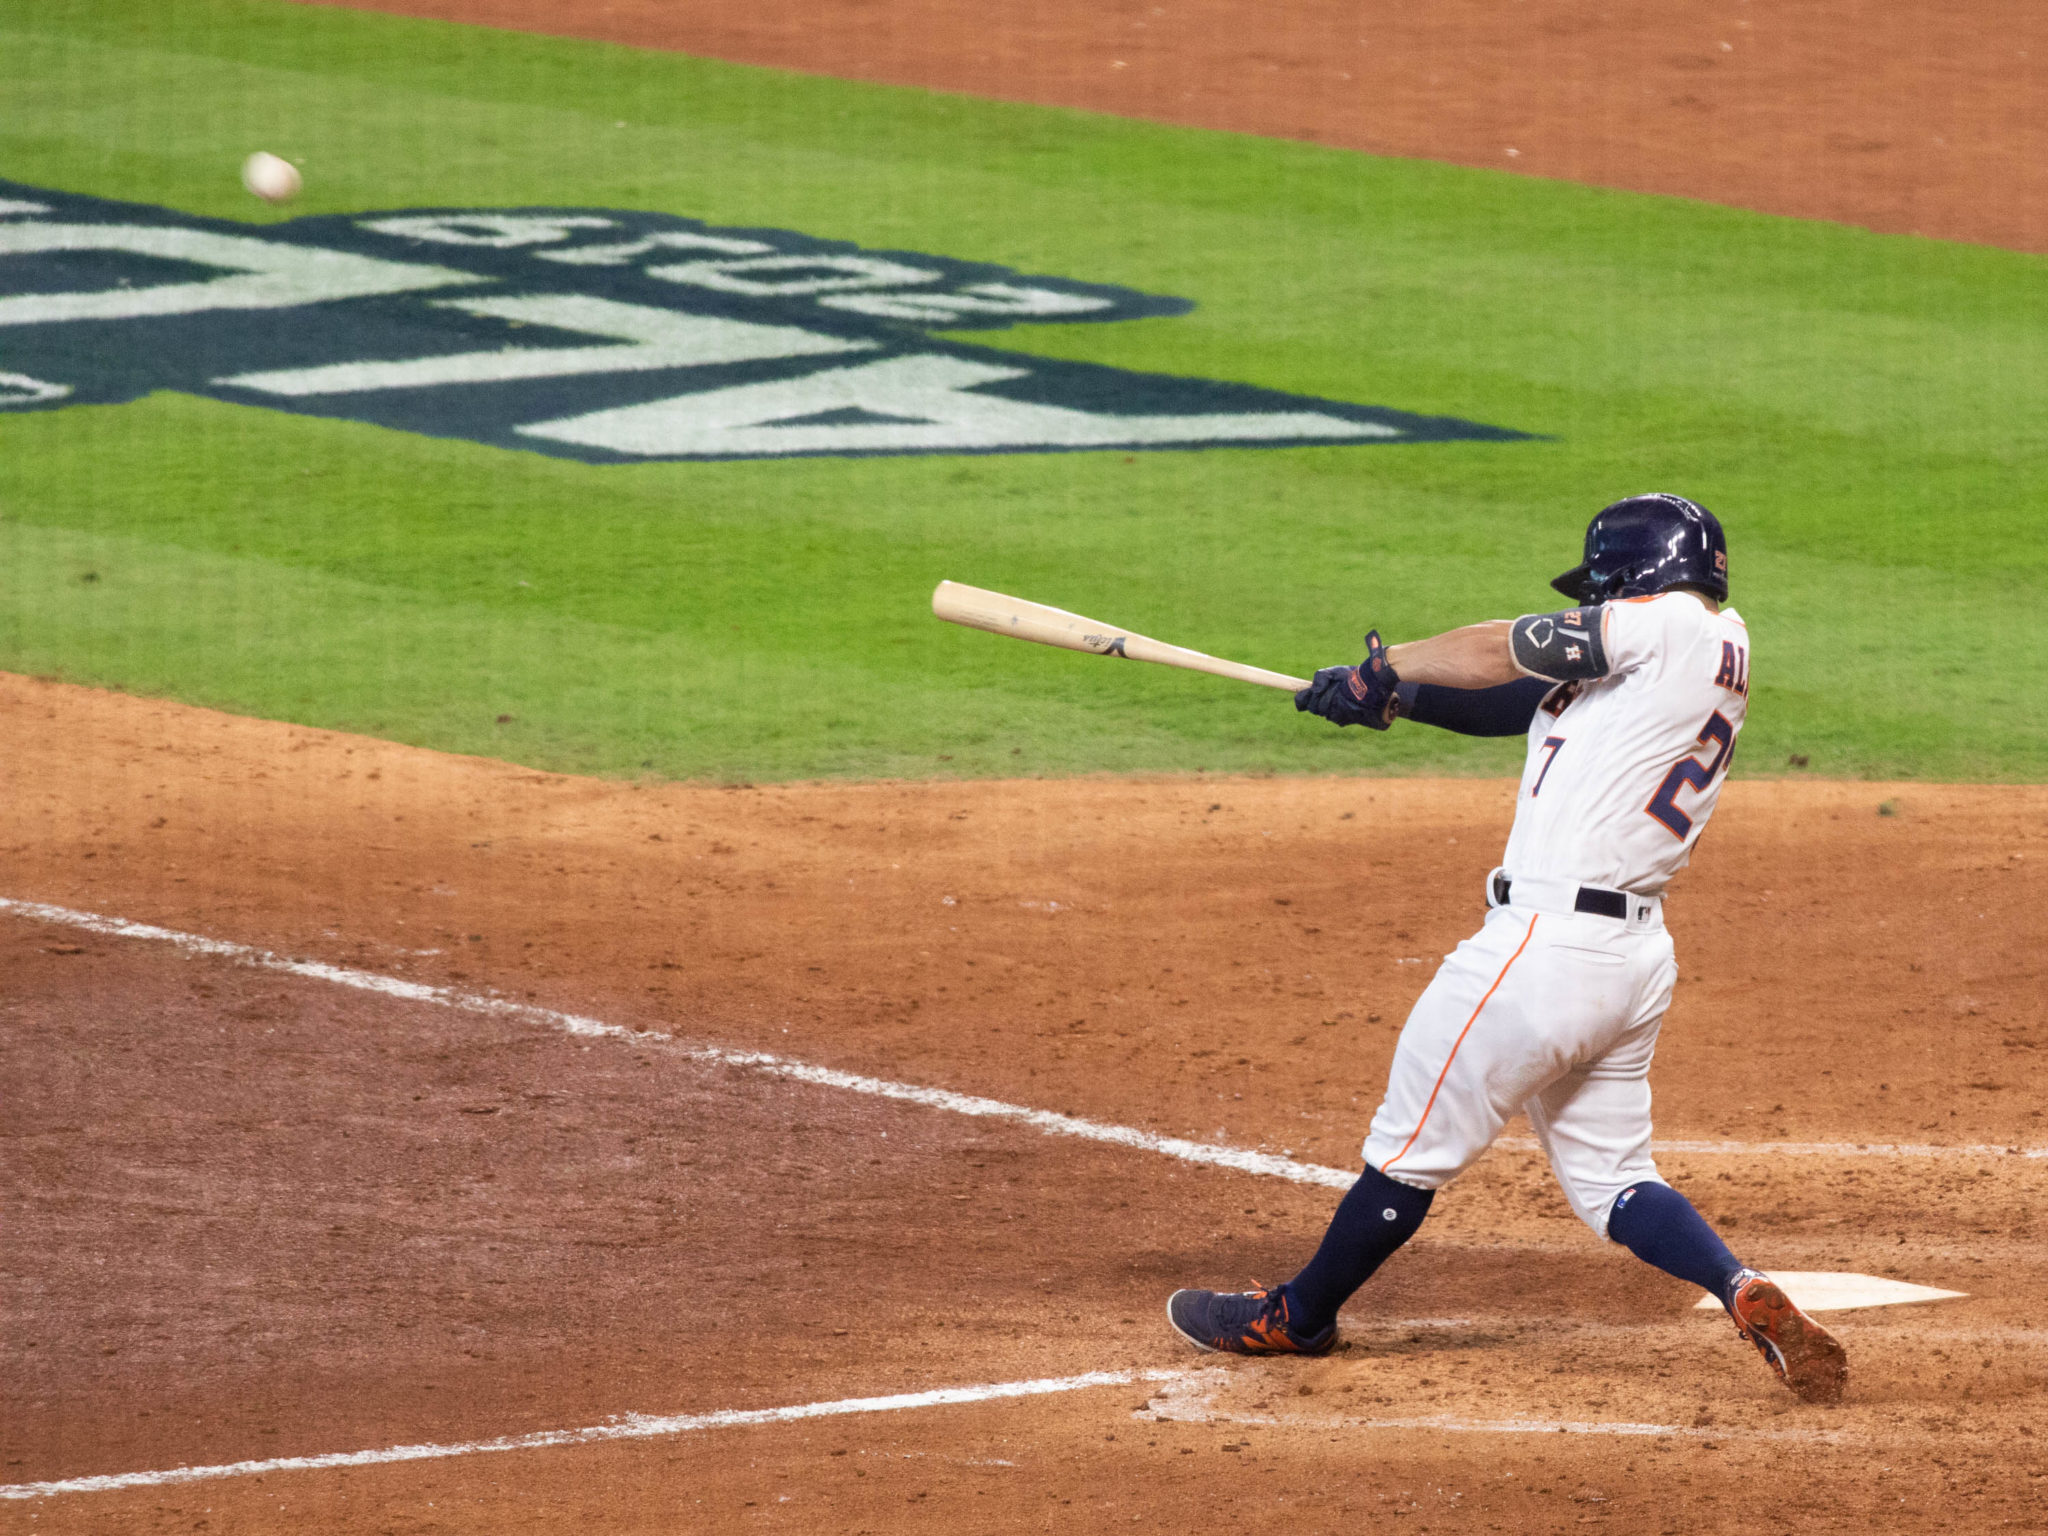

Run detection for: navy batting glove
[[1294, 631, 1399, 730]]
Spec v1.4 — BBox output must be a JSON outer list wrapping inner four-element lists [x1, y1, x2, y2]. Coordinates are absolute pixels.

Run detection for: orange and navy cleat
[[1727, 1270, 1848, 1404], [1165, 1285, 1336, 1356]]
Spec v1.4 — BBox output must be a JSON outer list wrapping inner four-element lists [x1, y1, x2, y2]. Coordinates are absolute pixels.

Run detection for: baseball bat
[[931, 580, 1309, 692]]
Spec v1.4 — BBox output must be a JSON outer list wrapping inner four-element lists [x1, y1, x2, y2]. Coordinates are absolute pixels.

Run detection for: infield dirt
[[6, 673, 2045, 1531]]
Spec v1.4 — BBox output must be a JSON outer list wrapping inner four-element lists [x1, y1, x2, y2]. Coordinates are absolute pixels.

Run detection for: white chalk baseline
[[3, 896, 2042, 1175], [0, 1370, 1177, 1501]]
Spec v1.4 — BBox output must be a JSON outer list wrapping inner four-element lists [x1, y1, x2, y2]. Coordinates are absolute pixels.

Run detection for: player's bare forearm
[[1385, 621, 1519, 689]]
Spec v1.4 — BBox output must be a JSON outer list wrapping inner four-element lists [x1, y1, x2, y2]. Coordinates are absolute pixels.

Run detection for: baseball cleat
[[1165, 1285, 1336, 1356], [1727, 1269, 1848, 1404]]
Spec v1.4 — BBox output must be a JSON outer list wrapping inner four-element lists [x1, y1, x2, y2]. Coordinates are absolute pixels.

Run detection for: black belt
[[1491, 873, 1630, 921]]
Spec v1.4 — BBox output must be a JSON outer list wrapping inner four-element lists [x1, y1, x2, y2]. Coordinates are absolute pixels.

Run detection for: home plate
[[1692, 1271, 1968, 1313]]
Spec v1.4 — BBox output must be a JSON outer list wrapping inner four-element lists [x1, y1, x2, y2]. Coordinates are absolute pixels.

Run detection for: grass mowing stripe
[[0, 0, 2042, 781], [6, 401, 2038, 780]]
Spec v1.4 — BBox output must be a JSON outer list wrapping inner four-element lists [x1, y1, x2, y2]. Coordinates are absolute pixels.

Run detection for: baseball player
[[1167, 494, 1848, 1404]]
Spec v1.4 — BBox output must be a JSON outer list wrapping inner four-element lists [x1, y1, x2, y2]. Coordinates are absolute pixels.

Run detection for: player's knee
[[1362, 1128, 1490, 1192], [1359, 1150, 1459, 1192], [1560, 1176, 1646, 1240]]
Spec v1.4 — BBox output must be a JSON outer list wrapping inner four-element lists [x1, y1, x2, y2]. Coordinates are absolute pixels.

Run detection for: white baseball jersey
[[1361, 590, 1750, 1232], [1502, 593, 1749, 896]]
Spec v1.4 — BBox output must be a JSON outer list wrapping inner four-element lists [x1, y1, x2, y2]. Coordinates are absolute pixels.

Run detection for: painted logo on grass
[[0, 180, 1526, 463]]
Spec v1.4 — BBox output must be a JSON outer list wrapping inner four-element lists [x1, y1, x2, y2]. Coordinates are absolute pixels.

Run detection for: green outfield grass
[[2, 0, 2043, 781]]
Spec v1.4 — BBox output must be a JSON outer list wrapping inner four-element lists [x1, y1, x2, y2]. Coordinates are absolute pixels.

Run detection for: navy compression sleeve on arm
[[1394, 676, 1553, 737]]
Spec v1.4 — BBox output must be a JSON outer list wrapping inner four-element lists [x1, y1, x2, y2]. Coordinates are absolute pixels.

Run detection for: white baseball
[[241, 151, 302, 204]]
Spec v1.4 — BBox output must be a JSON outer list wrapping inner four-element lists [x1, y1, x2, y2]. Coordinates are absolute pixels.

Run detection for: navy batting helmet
[[1550, 493, 1728, 603]]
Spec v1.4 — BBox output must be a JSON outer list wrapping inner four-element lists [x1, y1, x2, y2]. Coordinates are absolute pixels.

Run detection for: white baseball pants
[[1361, 873, 1677, 1237]]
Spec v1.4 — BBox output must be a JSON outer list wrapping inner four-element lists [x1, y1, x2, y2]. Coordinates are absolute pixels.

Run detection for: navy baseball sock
[[1607, 1181, 1745, 1306], [1281, 1164, 1434, 1332]]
